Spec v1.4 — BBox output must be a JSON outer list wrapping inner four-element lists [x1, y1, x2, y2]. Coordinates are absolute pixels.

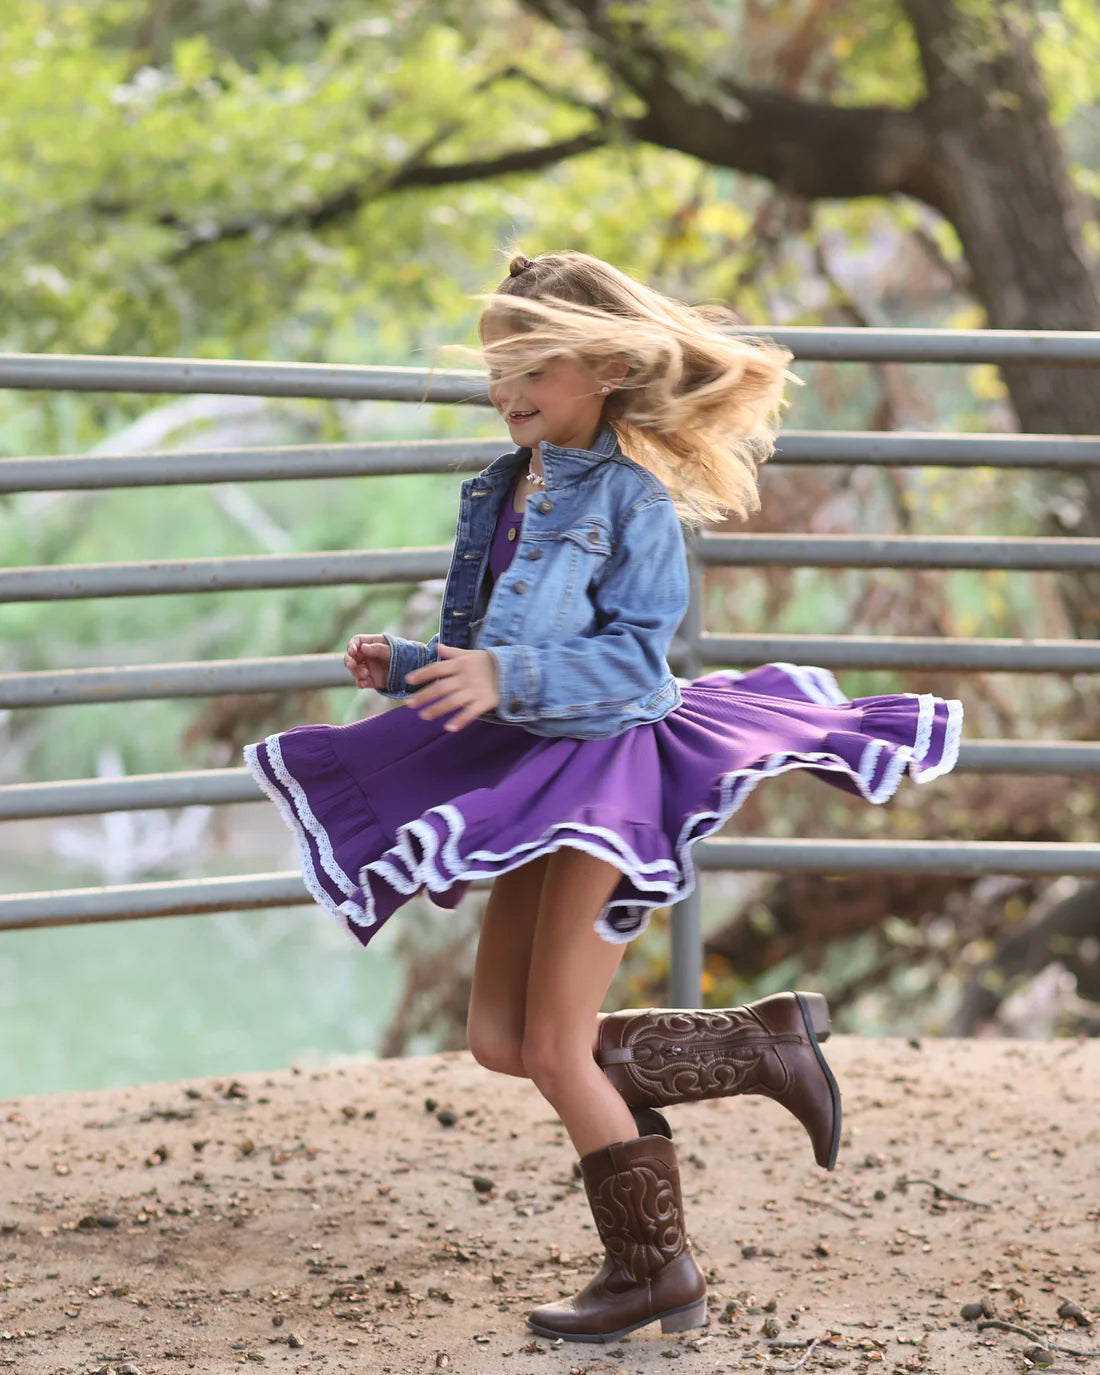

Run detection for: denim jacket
[[380, 424, 688, 739]]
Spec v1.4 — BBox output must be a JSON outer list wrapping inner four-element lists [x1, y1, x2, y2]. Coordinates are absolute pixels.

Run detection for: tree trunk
[[902, 0, 1100, 648]]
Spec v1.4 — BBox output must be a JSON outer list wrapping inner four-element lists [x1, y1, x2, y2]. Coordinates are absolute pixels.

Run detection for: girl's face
[[483, 326, 616, 454]]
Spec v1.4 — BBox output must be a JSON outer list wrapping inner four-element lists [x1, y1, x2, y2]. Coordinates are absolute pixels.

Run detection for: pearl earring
[[601, 385, 610, 394]]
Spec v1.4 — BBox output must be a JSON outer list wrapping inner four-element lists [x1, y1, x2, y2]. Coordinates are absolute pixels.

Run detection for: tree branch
[[521, 0, 935, 203], [104, 128, 611, 263]]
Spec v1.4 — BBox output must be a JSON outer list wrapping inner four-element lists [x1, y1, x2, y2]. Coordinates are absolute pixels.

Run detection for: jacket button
[[588, 529, 600, 543], [509, 696, 523, 712], [513, 580, 528, 594], [538, 499, 553, 514], [526, 548, 543, 560]]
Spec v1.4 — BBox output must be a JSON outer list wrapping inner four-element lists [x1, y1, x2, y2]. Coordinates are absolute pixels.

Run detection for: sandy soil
[[1, 1037, 1096, 1375]]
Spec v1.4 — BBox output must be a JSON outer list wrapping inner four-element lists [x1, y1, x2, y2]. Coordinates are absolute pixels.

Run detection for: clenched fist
[[405, 642, 500, 732], [344, 634, 392, 691]]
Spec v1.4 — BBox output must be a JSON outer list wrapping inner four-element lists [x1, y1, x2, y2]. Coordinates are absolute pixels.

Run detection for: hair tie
[[510, 256, 534, 277]]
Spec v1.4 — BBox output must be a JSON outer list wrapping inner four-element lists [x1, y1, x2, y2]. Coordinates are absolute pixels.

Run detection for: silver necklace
[[525, 466, 545, 486]]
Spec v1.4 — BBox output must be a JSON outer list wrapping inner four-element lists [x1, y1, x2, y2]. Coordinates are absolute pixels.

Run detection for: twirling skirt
[[243, 664, 962, 948]]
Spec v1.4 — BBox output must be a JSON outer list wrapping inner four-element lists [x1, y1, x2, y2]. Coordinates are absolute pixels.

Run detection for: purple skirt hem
[[243, 664, 963, 950]]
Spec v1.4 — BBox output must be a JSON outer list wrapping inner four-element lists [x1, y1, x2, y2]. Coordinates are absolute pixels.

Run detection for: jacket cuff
[[378, 633, 434, 699], [486, 643, 541, 720]]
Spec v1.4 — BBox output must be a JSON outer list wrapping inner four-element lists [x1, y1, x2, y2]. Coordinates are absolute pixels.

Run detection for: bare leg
[[521, 847, 638, 1158], [466, 854, 550, 1077]]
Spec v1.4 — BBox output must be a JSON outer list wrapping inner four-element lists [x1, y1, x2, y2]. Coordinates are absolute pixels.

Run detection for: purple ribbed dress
[[245, 488, 962, 947]]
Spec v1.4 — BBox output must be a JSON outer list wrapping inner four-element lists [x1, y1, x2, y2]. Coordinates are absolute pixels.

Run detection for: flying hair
[[467, 249, 798, 527]]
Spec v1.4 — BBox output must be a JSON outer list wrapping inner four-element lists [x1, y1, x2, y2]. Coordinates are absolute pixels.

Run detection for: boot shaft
[[579, 1133, 688, 1285]]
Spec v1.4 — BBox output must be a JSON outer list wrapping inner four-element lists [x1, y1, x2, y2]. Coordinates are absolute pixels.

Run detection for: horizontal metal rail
[[699, 634, 1100, 673], [6, 535, 1099, 603], [0, 357, 491, 403], [1, 331, 1098, 402], [4, 635, 1095, 710], [3, 739, 1097, 820], [0, 548, 453, 601], [695, 534, 1100, 572], [4, 432, 1100, 494], [4, 837, 1100, 931]]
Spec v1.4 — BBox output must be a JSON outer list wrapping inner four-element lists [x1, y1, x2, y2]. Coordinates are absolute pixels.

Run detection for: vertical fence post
[[668, 532, 705, 1008]]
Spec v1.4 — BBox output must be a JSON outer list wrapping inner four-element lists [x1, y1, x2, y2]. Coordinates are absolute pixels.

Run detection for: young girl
[[244, 250, 962, 1344]]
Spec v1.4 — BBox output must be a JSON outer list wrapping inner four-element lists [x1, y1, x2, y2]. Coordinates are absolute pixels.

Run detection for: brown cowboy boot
[[526, 1133, 707, 1343], [596, 991, 841, 1170]]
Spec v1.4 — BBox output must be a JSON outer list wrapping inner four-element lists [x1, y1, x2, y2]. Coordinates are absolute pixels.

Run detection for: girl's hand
[[404, 643, 500, 732], [344, 634, 392, 691]]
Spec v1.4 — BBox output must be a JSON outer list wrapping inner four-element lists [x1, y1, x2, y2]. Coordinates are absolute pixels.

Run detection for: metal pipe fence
[[3, 331, 1100, 1006]]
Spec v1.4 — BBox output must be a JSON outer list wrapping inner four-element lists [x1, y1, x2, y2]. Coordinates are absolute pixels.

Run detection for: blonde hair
[[470, 249, 797, 526]]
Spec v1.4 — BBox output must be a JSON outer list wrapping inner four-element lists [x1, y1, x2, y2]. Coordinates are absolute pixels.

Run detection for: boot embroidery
[[618, 1010, 795, 1102], [591, 1163, 684, 1283]]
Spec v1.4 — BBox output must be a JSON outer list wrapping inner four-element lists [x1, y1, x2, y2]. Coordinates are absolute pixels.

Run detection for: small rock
[[425, 1097, 438, 1113], [741, 1244, 758, 1259], [814, 1242, 830, 1257], [341, 1105, 358, 1119], [471, 1175, 494, 1193], [1023, 1346, 1054, 1367], [762, 1316, 782, 1338], [980, 1296, 996, 1319], [960, 1302, 984, 1321], [224, 1080, 249, 1099], [239, 1139, 255, 1156], [288, 1333, 305, 1348], [436, 1108, 458, 1127], [1058, 1299, 1091, 1325]]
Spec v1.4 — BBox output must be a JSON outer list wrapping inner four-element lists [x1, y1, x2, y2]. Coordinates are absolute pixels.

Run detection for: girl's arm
[[486, 495, 689, 721]]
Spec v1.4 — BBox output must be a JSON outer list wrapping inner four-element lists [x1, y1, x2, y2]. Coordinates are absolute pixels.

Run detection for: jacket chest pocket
[[558, 519, 613, 557], [540, 518, 614, 632]]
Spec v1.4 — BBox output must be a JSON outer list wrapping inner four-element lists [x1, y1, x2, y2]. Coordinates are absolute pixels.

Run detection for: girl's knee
[[466, 1019, 526, 1077]]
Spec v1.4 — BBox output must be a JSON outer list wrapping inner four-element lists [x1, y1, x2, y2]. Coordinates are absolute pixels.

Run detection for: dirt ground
[[1, 1037, 1096, 1375]]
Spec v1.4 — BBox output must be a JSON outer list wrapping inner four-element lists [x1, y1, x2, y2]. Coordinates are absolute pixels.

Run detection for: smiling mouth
[[509, 410, 539, 422]]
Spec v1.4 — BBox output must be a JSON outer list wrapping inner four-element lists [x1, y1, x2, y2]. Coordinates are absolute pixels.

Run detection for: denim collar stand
[[479, 423, 621, 490]]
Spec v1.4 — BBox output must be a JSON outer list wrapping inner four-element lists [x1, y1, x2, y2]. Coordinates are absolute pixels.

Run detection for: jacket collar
[[479, 424, 622, 489]]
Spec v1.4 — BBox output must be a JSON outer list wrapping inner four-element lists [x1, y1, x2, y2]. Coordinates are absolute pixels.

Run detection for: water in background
[[0, 811, 414, 1099]]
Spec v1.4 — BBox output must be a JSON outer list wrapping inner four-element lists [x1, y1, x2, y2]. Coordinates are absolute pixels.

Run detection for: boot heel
[[659, 1298, 707, 1333], [796, 991, 831, 1042]]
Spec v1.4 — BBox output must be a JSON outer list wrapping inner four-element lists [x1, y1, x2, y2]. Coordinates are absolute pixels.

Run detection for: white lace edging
[[248, 670, 965, 948], [242, 738, 355, 926], [348, 698, 964, 946]]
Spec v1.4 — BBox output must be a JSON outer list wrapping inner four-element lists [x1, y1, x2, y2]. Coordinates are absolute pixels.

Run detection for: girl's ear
[[598, 358, 631, 391]]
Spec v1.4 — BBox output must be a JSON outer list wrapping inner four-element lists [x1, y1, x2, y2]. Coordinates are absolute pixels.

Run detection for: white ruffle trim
[[243, 666, 964, 947]]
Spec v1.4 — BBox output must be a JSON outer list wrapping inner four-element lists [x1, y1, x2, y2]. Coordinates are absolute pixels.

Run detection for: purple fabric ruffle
[[244, 663, 962, 947]]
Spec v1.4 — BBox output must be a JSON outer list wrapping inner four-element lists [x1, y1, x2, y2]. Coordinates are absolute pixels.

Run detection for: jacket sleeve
[[486, 495, 688, 722], [377, 632, 439, 699]]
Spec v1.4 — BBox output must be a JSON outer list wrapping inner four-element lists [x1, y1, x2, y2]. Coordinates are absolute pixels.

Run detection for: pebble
[[960, 1302, 984, 1321], [288, 1333, 305, 1348], [436, 1109, 458, 1128], [1058, 1299, 1091, 1325], [1023, 1346, 1054, 1367], [471, 1175, 494, 1193]]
